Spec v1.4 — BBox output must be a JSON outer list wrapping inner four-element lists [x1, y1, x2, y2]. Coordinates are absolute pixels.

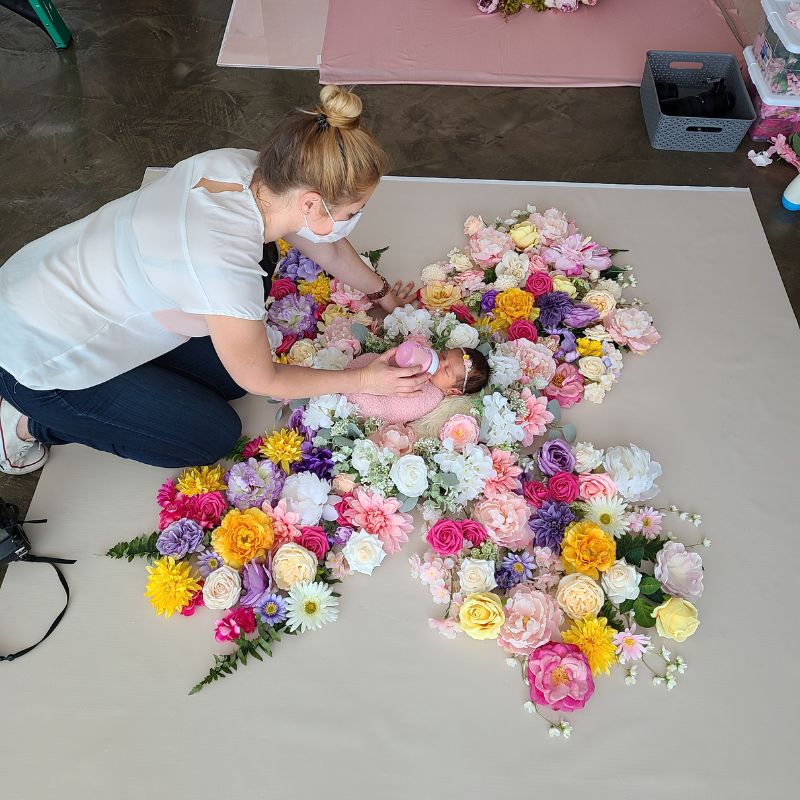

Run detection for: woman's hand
[[377, 280, 417, 313], [357, 347, 430, 396]]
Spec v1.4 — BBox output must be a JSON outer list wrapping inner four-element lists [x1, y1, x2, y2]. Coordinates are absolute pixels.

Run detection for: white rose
[[313, 346, 351, 371], [603, 444, 662, 501], [583, 383, 607, 404], [582, 289, 617, 319], [448, 249, 475, 272], [287, 339, 316, 367], [495, 251, 529, 287], [390, 454, 429, 497], [572, 442, 604, 473], [351, 438, 379, 477], [446, 323, 480, 349], [577, 356, 606, 381], [601, 559, 642, 604], [202, 566, 242, 610], [342, 529, 386, 575], [458, 558, 497, 594], [281, 472, 332, 526], [272, 543, 319, 590], [265, 324, 283, 352], [596, 278, 623, 300], [583, 324, 612, 341], [421, 263, 448, 283], [556, 573, 604, 620]]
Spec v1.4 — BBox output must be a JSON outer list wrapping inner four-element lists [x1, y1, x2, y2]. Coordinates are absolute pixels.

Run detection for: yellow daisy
[[259, 428, 305, 473], [562, 616, 618, 676], [175, 465, 227, 496], [145, 557, 201, 618]]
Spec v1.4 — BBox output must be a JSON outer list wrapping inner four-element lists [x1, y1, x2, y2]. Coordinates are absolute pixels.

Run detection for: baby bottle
[[395, 341, 439, 375]]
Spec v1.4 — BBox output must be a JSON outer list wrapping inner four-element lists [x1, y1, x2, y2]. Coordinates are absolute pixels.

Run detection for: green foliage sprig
[[106, 532, 160, 562]]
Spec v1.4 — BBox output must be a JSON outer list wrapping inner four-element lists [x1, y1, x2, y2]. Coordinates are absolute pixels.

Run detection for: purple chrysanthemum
[[196, 549, 224, 577], [501, 551, 536, 582], [481, 289, 499, 313], [267, 293, 317, 336], [294, 441, 334, 480], [258, 593, 288, 626], [225, 458, 285, 510], [277, 248, 322, 282], [537, 292, 575, 332], [529, 500, 575, 552], [156, 518, 204, 559], [495, 567, 520, 592]]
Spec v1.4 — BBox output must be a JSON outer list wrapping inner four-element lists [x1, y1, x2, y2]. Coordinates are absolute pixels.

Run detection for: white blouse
[[0, 148, 266, 390]]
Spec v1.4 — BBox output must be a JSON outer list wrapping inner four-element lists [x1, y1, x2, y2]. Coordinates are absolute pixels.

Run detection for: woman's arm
[[205, 315, 429, 401]]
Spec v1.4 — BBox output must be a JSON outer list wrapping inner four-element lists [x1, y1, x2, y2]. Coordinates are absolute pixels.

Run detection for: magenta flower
[[527, 642, 595, 712], [542, 363, 584, 409]]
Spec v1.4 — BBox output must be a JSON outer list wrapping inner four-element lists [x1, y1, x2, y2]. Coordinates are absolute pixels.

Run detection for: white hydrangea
[[302, 394, 357, 431], [313, 347, 352, 371], [480, 392, 526, 448], [433, 440, 495, 504], [596, 277, 623, 300], [446, 323, 480, 349], [421, 263, 448, 284], [488, 353, 523, 388], [383, 304, 434, 339]]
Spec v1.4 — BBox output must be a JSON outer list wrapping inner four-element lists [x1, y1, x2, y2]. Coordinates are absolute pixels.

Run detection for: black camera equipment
[[657, 78, 737, 119], [0, 497, 76, 662]]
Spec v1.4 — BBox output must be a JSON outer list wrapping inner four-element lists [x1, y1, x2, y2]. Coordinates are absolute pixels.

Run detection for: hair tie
[[315, 113, 330, 131], [459, 348, 473, 394]]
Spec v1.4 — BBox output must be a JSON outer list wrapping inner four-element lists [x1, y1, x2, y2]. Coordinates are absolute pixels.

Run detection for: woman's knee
[[184, 405, 243, 465]]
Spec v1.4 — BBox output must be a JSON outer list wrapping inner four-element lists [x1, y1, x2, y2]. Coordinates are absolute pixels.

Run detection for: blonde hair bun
[[319, 85, 362, 130]]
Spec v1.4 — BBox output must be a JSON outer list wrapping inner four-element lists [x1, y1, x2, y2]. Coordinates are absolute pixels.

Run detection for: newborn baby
[[346, 347, 490, 424]]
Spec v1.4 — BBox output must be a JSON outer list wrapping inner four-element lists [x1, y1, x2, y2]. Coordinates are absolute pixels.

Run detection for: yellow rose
[[321, 305, 348, 327], [556, 573, 605, 620], [287, 339, 316, 367], [419, 280, 461, 311], [551, 276, 578, 299], [509, 222, 539, 250], [272, 543, 319, 591], [458, 592, 505, 640], [576, 337, 603, 357], [561, 520, 616, 580], [652, 597, 699, 642], [582, 289, 617, 319], [494, 288, 535, 326], [211, 508, 274, 570]]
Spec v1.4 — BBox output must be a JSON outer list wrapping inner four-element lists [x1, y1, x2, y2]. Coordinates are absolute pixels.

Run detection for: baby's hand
[[377, 281, 417, 313]]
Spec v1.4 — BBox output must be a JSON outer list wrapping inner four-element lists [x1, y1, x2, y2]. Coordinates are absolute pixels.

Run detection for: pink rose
[[508, 319, 539, 342], [603, 308, 661, 354], [542, 363, 584, 409], [333, 493, 354, 526], [298, 526, 330, 561], [528, 642, 595, 712], [439, 414, 480, 450], [331, 474, 357, 495], [548, 472, 580, 504], [190, 491, 227, 529], [269, 278, 298, 300], [464, 214, 486, 235], [426, 519, 465, 556], [460, 519, 488, 547], [472, 493, 532, 549], [370, 423, 417, 456], [654, 541, 704, 602], [498, 585, 563, 656], [578, 472, 617, 501], [523, 480, 551, 509], [527, 254, 549, 273], [525, 271, 553, 298]]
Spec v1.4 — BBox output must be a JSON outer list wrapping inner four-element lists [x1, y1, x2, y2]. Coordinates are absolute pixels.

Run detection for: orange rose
[[493, 288, 536, 327], [561, 520, 616, 579], [211, 507, 274, 569], [419, 281, 461, 311]]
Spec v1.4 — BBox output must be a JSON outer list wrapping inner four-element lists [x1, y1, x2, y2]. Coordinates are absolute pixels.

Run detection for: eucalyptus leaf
[[546, 399, 562, 423], [400, 495, 419, 513], [561, 423, 577, 444], [289, 399, 307, 410], [546, 427, 564, 441], [347, 423, 364, 438], [332, 436, 355, 448], [439, 472, 460, 487], [477, 342, 492, 356], [350, 323, 370, 343]]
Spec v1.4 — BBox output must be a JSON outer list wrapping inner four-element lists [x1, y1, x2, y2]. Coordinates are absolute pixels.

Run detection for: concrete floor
[[1, 0, 798, 519]]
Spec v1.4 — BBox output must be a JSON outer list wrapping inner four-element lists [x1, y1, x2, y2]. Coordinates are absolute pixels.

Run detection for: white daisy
[[585, 496, 630, 538], [285, 581, 339, 633]]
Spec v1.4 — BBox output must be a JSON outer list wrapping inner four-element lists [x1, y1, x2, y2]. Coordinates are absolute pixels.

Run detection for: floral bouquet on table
[[412, 438, 709, 738], [477, 0, 600, 17], [416, 204, 659, 406]]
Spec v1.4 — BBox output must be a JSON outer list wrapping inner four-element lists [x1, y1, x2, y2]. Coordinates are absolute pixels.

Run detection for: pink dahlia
[[483, 449, 524, 498], [264, 498, 302, 547], [472, 492, 532, 549], [603, 308, 661, 354], [527, 641, 595, 712], [518, 388, 555, 446], [542, 363, 584, 409], [343, 487, 413, 554], [469, 227, 513, 267], [498, 585, 563, 657]]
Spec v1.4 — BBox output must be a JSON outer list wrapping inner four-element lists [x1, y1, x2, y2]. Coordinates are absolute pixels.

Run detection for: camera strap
[[0, 553, 76, 663]]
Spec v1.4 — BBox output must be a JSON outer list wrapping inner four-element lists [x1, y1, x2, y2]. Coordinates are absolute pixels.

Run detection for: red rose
[[547, 471, 580, 504], [525, 272, 553, 298], [460, 519, 488, 546], [508, 319, 539, 342], [276, 334, 297, 355], [298, 525, 330, 561], [269, 278, 298, 300], [426, 519, 464, 556], [452, 304, 476, 324], [523, 480, 551, 509], [230, 606, 256, 635]]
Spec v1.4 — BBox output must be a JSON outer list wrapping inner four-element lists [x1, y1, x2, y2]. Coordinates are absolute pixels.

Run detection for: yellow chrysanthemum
[[298, 274, 332, 305], [494, 288, 535, 327], [273, 353, 289, 364], [561, 520, 616, 579], [562, 616, 618, 676], [259, 428, 304, 473], [175, 465, 227, 496], [145, 557, 201, 618], [277, 238, 292, 258], [212, 507, 274, 569], [576, 337, 603, 357]]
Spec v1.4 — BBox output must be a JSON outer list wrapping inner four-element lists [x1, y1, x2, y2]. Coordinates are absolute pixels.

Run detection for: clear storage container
[[753, 0, 800, 97], [745, 45, 800, 140]]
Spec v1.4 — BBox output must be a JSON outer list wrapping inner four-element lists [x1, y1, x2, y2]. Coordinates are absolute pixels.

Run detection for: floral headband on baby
[[459, 348, 473, 394]]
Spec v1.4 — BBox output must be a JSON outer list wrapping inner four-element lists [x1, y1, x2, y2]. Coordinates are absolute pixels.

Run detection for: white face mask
[[295, 198, 362, 244]]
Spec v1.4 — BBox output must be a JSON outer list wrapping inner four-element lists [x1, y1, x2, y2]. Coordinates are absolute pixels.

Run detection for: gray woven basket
[[640, 50, 755, 152]]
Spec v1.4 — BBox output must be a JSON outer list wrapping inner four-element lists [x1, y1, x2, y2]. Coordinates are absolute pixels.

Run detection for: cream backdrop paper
[[1, 177, 798, 798]]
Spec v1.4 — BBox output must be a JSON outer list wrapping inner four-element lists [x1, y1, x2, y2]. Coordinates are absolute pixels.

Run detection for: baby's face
[[430, 349, 466, 394]]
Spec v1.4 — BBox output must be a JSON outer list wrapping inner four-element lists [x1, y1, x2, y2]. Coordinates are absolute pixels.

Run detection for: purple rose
[[225, 458, 285, 510], [267, 293, 317, 336], [240, 560, 274, 608], [563, 303, 600, 329], [481, 290, 499, 313], [538, 439, 576, 477], [277, 248, 322, 282], [156, 518, 204, 559], [537, 292, 574, 332], [330, 526, 354, 546]]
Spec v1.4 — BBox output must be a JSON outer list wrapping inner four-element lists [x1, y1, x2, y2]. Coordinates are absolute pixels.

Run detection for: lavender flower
[[156, 519, 204, 559], [278, 248, 322, 282], [329, 526, 354, 546], [537, 292, 574, 332], [196, 549, 224, 577], [225, 458, 285, 510], [495, 567, 520, 592], [240, 561, 273, 608], [562, 303, 599, 329], [287, 407, 312, 440], [267, 293, 317, 336], [537, 439, 576, 476], [501, 551, 536, 582], [481, 290, 499, 313], [555, 329, 578, 362], [258, 593, 288, 626], [295, 441, 334, 480], [529, 500, 575, 552]]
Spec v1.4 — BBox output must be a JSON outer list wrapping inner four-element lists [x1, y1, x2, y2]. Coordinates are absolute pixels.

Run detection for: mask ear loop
[[459, 348, 473, 394]]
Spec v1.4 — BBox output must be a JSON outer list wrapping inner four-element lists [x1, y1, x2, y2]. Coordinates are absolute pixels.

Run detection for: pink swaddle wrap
[[345, 353, 444, 424]]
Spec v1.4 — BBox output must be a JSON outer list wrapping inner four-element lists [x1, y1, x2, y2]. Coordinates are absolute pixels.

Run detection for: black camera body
[[0, 499, 31, 564]]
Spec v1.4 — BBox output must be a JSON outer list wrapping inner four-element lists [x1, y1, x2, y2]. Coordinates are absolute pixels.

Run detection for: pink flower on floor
[[426, 519, 465, 556], [343, 488, 413, 554], [508, 319, 538, 342], [214, 607, 256, 643], [613, 624, 650, 664], [603, 308, 661, 354], [464, 214, 486, 235], [264, 498, 302, 547], [370, 423, 417, 456], [628, 506, 663, 538], [439, 414, 481, 450], [472, 492, 532, 549], [190, 492, 227, 529], [527, 642, 595, 712], [320, 315, 362, 356], [429, 617, 462, 638], [577, 472, 617, 501], [499, 585, 563, 656], [483, 449, 523, 498], [241, 436, 265, 460], [764, 133, 800, 170], [529, 208, 575, 246], [460, 519, 488, 547], [525, 271, 553, 299], [157, 479, 177, 507], [455, 270, 487, 293], [518, 388, 555, 446], [548, 471, 580, 504], [543, 363, 584, 409], [330, 279, 372, 313], [469, 227, 513, 266], [269, 278, 298, 300]]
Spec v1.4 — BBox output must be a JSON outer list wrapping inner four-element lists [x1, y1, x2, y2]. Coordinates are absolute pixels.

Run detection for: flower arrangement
[[416, 205, 659, 406], [412, 438, 709, 738], [477, 0, 599, 17]]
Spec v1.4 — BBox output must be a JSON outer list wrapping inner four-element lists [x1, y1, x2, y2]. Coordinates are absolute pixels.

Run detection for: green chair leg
[[27, 0, 71, 48]]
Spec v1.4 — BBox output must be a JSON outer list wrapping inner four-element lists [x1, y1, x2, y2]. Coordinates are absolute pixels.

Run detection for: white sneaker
[[0, 397, 48, 475]]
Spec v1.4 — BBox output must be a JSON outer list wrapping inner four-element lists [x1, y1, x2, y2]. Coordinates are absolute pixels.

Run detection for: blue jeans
[[0, 336, 247, 468]]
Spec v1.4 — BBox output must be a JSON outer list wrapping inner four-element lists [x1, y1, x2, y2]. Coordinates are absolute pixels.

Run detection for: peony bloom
[[280, 472, 332, 527], [541, 234, 612, 276], [602, 444, 662, 501], [225, 458, 285, 510], [603, 308, 661, 354], [464, 214, 486, 234], [211, 507, 274, 570], [561, 520, 616, 579], [498, 585, 562, 656], [654, 541, 704, 602], [556, 573, 605, 620], [272, 543, 318, 591], [518, 389, 555, 446], [369, 423, 416, 456], [469, 227, 513, 266], [497, 339, 556, 389], [493, 288, 536, 327], [527, 642, 595, 712], [472, 492, 532, 549], [483, 448, 523, 498], [543, 363, 585, 409], [419, 281, 461, 311], [529, 207, 574, 246], [267, 293, 317, 337], [343, 488, 413, 554], [440, 414, 481, 450], [263, 498, 302, 547], [329, 278, 372, 313]]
